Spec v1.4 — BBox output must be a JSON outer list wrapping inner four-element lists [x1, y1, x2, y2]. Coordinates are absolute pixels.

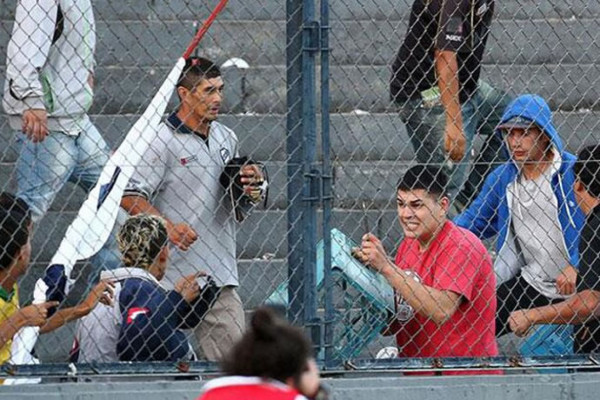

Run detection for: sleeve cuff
[[23, 96, 46, 110], [122, 189, 150, 200]]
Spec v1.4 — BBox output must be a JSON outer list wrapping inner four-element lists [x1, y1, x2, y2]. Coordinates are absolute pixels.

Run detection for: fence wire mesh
[[0, 0, 599, 378]]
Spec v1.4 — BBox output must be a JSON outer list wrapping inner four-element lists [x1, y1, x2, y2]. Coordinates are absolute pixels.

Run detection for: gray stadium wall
[[1, 373, 600, 400]]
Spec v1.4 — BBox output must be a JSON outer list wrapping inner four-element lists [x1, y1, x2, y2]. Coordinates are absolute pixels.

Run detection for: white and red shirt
[[197, 376, 308, 400]]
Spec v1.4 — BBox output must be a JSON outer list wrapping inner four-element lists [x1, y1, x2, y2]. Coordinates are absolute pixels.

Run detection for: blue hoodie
[[455, 94, 585, 284]]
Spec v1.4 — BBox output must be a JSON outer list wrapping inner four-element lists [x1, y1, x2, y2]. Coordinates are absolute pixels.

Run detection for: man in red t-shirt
[[353, 165, 498, 362]]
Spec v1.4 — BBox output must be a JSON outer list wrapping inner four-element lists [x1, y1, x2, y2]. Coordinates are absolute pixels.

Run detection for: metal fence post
[[301, 0, 321, 352], [286, 0, 306, 325], [320, 0, 335, 368]]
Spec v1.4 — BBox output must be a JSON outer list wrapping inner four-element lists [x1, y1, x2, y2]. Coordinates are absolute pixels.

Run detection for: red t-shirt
[[198, 376, 307, 400], [393, 221, 498, 360]]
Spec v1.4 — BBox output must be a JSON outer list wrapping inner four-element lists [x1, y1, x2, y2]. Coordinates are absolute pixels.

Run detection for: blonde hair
[[117, 214, 168, 270]]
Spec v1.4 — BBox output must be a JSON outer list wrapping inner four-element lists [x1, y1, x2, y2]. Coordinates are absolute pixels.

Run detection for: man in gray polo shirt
[[120, 57, 265, 361]]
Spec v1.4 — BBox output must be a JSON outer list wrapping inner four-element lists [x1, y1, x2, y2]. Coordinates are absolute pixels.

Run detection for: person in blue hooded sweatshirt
[[455, 94, 585, 337]]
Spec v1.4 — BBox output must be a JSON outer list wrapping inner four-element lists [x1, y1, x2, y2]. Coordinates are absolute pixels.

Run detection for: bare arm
[[40, 281, 114, 334], [535, 290, 600, 325], [39, 305, 91, 334], [0, 302, 58, 347], [121, 195, 198, 251], [121, 195, 164, 218], [0, 312, 28, 348], [380, 261, 462, 325], [510, 290, 600, 335], [434, 49, 465, 162], [355, 234, 462, 325]]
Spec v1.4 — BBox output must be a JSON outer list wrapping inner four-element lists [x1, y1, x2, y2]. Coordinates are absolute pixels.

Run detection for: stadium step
[[2, 111, 599, 164], [2, 63, 599, 114], [18, 207, 402, 263], [4, 19, 599, 67], [2, 0, 598, 22]]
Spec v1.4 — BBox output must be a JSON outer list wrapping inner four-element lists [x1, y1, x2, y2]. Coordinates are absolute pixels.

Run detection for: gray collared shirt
[[124, 116, 239, 288]]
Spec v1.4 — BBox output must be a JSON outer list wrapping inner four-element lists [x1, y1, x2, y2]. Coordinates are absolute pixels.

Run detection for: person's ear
[[158, 245, 169, 262], [439, 196, 450, 215], [12, 244, 30, 277], [177, 86, 189, 102]]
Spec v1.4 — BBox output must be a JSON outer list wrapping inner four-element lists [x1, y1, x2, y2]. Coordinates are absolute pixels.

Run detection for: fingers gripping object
[[178, 276, 220, 329], [220, 156, 269, 222]]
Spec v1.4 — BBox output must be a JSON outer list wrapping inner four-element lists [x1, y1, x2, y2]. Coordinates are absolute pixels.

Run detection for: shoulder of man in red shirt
[[434, 221, 496, 300]]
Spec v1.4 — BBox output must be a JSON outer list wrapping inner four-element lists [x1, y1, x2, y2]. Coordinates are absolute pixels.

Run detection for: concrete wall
[[2, 0, 600, 363], [2, 373, 600, 400]]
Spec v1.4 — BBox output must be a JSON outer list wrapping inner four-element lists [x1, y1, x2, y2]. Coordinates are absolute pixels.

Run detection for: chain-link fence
[[322, 0, 600, 370], [1, 0, 600, 379]]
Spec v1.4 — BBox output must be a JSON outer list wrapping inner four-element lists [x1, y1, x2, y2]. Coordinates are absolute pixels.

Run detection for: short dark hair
[[176, 56, 221, 90], [575, 145, 600, 198], [397, 165, 448, 197], [0, 193, 32, 270], [221, 307, 312, 384]]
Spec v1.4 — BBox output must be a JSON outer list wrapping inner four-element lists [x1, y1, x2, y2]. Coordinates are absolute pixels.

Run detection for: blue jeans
[[15, 118, 121, 286], [398, 81, 512, 206]]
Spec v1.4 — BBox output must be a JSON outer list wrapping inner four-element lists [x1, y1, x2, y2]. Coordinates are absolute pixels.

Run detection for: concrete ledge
[[1, 372, 600, 399]]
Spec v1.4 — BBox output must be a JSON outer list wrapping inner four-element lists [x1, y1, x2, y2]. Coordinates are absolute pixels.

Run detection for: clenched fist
[[444, 123, 466, 162]]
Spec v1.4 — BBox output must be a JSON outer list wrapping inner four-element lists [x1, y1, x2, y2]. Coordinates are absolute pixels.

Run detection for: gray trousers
[[193, 286, 245, 361]]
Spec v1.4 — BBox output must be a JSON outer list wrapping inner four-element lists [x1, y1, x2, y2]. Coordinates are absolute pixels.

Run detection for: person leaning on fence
[[508, 145, 600, 354], [2, 0, 120, 280], [120, 56, 267, 361], [352, 165, 499, 369], [72, 213, 219, 362], [0, 193, 113, 365], [390, 0, 511, 210], [454, 94, 586, 338], [197, 306, 325, 400]]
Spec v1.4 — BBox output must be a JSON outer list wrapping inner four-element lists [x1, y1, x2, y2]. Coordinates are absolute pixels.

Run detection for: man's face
[[504, 126, 550, 164], [180, 76, 224, 122], [295, 358, 321, 399], [396, 189, 447, 244]]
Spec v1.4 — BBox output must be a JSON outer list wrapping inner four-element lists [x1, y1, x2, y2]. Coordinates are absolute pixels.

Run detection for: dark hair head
[[397, 165, 448, 197], [222, 307, 312, 384], [0, 193, 32, 270], [117, 214, 169, 270], [0, 193, 31, 225], [176, 56, 221, 91], [575, 145, 600, 198]]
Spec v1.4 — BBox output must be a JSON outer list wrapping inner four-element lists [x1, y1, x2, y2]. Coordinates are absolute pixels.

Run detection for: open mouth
[[403, 221, 420, 231]]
